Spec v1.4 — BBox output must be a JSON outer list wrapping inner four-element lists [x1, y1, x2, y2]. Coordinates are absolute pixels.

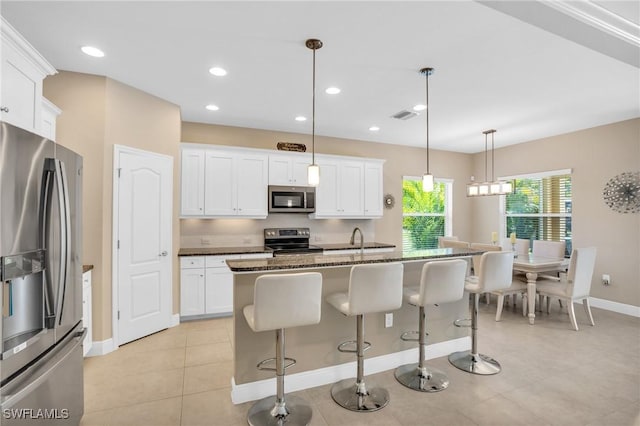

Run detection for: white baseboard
[[86, 338, 115, 357], [170, 313, 180, 327], [589, 297, 640, 318], [230, 336, 470, 404]]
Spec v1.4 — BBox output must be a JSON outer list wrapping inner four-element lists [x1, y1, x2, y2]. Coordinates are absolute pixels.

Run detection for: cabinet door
[[339, 160, 365, 216], [1, 41, 42, 132], [204, 151, 236, 216], [236, 154, 268, 217], [364, 162, 383, 217], [181, 149, 205, 216], [291, 158, 311, 185], [268, 155, 292, 185], [205, 268, 233, 315], [314, 160, 340, 216], [180, 269, 205, 316]]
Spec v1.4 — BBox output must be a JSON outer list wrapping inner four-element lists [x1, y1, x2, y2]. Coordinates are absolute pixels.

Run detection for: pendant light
[[420, 67, 434, 192], [306, 38, 322, 186], [466, 129, 513, 197]]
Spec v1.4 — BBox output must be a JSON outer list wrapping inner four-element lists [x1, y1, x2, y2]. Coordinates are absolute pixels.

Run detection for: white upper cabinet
[[181, 149, 206, 216], [180, 145, 268, 218], [1, 17, 58, 136], [268, 153, 312, 186], [40, 98, 61, 141], [364, 161, 384, 218]]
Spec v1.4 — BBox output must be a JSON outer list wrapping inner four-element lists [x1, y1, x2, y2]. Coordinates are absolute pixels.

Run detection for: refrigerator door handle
[[0, 328, 86, 408], [40, 158, 70, 328]]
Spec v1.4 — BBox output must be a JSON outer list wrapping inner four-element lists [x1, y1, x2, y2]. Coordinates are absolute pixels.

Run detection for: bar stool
[[448, 251, 513, 375], [243, 272, 322, 426], [395, 259, 467, 392], [326, 262, 404, 412]]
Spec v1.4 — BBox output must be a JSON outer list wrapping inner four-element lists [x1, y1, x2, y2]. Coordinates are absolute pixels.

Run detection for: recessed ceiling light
[[369, 126, 380, 132], [209, 67, 227, 77], [205, 104, 219, 111], [295, 116, 307, 122], [325, 87, 341, 95], [81, 46, 104, 58], [413, 104, 427, 111]]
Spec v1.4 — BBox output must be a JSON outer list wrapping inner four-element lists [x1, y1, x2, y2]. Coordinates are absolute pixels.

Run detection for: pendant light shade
[[420, 67, 434, 192], [306, 38, 323, 186], [466, 129, 513, 197]]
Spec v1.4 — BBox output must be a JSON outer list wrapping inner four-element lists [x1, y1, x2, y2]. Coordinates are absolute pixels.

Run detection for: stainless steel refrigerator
[[0, 122, 84, 424]]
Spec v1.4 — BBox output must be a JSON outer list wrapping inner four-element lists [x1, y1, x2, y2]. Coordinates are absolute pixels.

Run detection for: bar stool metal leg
[[248, 329, 313, 426], [395, 306, 449, 391], [448, 293, 501, 375], [330, 315, 389, 412]]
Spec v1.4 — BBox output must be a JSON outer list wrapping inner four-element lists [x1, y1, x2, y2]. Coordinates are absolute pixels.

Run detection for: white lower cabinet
[[180, 253, 272, 319], [82, 270, 93, 357]]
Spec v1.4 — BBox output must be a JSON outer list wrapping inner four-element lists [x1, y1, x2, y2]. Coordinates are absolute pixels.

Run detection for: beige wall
[[41, 72, 639, 345], [44, 71, 181, 342], [469, 118, 640, 306], [182, 122, 474, 249]]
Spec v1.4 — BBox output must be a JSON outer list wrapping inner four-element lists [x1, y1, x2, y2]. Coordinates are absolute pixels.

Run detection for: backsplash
[[180, 215, 376, 248]]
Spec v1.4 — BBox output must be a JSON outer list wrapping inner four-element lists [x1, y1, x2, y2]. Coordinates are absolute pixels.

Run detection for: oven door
[[268, 186, 315, 213]]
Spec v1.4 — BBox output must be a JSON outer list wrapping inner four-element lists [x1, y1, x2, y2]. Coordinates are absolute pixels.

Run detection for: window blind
[[402, 179, 448, 252]]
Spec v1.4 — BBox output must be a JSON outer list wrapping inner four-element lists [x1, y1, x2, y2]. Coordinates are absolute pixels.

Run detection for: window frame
[[498, 168, 572, 245], [402, 176, 453, 252]]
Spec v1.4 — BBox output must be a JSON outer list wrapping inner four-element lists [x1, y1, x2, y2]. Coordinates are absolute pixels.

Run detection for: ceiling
[[2, 1, 639, 153]]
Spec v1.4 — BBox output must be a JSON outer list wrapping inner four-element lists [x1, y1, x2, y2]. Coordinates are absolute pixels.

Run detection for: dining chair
[[536, 247, 597, 331], [437, 236, 459, 248], [440, 240, 470, 249], [532, 240, 567, 308], [469, 243, 501, 305], [501, 238, 530, 257], [532, 240, 566, 259]]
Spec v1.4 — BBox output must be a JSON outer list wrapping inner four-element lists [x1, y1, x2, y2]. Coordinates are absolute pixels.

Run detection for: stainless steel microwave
[[268, 185, 315, 213]]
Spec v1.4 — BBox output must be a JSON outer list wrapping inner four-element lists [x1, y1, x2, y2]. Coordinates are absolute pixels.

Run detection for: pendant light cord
[[425, 71, 430, 174], [484, 132, 488, 182], [491, 130, 495, 181], [312, 46, 316, 165]]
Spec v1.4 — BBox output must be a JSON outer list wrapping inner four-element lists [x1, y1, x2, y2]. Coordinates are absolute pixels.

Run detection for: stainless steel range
[[264, 228, 323, 256]]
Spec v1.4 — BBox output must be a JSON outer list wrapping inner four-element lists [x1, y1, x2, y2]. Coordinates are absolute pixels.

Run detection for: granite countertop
[[178, 246, 272, 257], [226, 248, 482, 272], [82, 265, 94, 273], [316, 242, 395, 251]]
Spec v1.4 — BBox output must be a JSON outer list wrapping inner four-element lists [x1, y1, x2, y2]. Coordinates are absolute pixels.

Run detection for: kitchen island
[[227, 248, 481, 404]]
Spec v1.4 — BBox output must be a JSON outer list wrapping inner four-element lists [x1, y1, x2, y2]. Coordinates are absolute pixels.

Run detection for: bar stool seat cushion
[[244, 272, 322, 332], [404, 287, 421, 306], [464, 276, 481, 293], [326, 263, 404, 316]]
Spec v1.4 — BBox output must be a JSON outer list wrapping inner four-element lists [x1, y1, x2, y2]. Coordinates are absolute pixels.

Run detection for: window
[[402, 177, 452, 252], [502, 169, 572, 256]]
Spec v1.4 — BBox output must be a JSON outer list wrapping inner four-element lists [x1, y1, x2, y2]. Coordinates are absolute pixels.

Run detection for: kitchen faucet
[[350, 227, 364, 253]]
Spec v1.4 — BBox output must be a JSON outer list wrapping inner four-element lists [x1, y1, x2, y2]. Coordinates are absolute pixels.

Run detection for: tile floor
[[80, 301, 640, 426]]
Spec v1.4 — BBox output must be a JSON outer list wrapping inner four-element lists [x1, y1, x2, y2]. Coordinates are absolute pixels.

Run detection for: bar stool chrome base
[[247, 394, 313, 426], [394, 363, 449, 392], [330, 378, 389, 412], [448, 351, 501, 375]]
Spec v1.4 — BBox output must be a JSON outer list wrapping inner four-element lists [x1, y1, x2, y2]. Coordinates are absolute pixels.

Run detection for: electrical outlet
[[200, 238, 211, 245], [384, 313, 393, 328], [602, 274, 610, 286]]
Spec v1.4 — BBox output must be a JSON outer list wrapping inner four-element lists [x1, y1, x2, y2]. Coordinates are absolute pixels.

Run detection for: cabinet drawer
[[240, 253, 272, 260], [180, 256, 205, 269], [205, 255, 241, 268]]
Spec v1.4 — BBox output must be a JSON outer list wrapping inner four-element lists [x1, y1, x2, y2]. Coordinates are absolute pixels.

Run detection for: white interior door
[[115, 146, 172, 345]]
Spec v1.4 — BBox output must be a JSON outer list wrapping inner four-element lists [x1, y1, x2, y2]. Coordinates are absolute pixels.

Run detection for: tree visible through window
[[402, 178, 450, 252], [504, 172, 572, 256]]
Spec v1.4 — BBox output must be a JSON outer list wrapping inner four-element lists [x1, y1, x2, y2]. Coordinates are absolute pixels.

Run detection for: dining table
[[512, 254, 570, 325]]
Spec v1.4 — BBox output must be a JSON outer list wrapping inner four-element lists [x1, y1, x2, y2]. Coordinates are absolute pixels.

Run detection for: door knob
[[160, 251, 168, 256]]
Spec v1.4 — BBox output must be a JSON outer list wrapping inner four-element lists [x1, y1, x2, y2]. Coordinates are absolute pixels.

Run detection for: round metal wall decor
[[602, 171, 640, 213], [383, 194, 395, 209]]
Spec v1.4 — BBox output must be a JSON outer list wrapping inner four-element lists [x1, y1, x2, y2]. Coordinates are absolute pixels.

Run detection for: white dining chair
[[536, 247, 597, 331], [440, 239, 470, 249], [437, 236, 459, 248], [469, 243, 501, 305], [501, 238, 530, 257], [532, 240, 567, 308], [532, 240, 566, 259]]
